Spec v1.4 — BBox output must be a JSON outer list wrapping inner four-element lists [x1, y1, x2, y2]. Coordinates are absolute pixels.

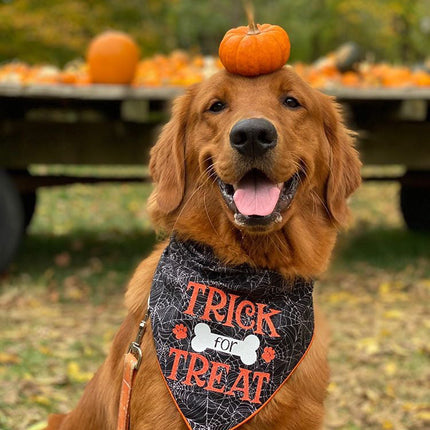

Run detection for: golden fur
[[47, 67, 361, 430]]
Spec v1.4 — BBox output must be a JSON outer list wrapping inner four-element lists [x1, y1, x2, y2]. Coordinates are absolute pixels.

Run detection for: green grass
[[335, 228, 430, 274], [7, 180, 156, 303], [332, 179, 430, 275]]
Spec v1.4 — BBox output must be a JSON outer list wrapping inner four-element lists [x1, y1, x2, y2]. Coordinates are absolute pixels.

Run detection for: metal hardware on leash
[[117, 299, 151, 430], [127, 306, 150, 371]]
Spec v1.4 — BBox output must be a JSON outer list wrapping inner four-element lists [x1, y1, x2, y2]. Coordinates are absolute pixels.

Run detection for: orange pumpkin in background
[[87, 30, 140, 84], [219, 23, 290, 76]]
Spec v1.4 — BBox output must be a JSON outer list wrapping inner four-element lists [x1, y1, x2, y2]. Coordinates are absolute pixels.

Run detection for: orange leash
[[117, 312, 149, 430]]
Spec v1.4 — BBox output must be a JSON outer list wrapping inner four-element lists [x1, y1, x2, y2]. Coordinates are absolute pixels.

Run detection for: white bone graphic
[[191, 322, 260, 365]]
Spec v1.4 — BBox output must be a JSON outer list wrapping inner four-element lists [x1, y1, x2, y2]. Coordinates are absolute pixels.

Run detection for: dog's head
[[148, 67, 361, 276]]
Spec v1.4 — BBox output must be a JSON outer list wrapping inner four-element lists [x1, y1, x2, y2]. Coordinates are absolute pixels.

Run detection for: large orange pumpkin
[[219, 23, 290, 76], [87, 31, 140, 84]]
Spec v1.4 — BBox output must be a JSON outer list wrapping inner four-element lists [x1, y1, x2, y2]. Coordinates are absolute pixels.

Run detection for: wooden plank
[[357, 121, 430, 168], [2, 118, 429, 169], [11, 173, 151, 193], [0, 84, 184, 101], [326, 87, 430, 101], [0, 120, 161, 167], [0, 83, 430, 101]]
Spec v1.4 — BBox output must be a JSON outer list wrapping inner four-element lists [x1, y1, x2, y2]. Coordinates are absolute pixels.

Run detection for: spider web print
[[149, 237, 314, 430]]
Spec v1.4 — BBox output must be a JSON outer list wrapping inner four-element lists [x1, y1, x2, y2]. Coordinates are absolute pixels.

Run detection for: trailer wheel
[[20, 190, 37, 230], [0, 170, 24, 273], [7, 169, 37, 231], [400, 171, 430, 231]]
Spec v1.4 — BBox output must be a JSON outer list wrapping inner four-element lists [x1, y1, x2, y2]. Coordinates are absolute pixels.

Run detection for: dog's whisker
[[170, 160, 222, 235], [310, 190, 341, 232], [203, 192, 223, 241], [170, 176, 212, 234], [268, 235, 286, 261]]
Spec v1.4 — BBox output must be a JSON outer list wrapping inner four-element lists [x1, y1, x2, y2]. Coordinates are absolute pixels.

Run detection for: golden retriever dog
[[47, 66, 361, 430]]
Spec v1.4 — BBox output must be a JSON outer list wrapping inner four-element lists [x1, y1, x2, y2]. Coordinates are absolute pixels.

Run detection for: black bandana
[[149, 237, 314, 430]]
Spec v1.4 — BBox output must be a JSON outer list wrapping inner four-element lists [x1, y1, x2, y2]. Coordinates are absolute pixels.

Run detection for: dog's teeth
[[274, 213, 283, 223], [234, 213, 247, 226]]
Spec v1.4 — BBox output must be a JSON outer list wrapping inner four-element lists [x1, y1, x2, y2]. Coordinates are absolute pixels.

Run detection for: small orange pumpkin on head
[[219, 3, 290, 76]]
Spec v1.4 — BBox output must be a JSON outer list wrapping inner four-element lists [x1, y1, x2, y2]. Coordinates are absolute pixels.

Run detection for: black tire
[[20, 190, 37, 230], [400, 171, 430, 231], [7, 169, 37, 231], [0, 169, 25, 273]]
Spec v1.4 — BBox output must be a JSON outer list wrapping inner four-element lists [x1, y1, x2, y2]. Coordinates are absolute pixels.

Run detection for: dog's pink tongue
[[233, 175, 281, 216]]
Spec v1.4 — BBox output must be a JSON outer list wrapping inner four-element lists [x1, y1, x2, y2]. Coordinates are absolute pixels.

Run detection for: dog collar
[[149, 237, 314, 430]]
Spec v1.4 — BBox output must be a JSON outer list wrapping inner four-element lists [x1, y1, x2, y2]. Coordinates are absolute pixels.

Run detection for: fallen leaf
[[385, 384, 396, 397], [382, 420, 393, 429], [416, 411, 430, 422], [27, 422, 48, 430], [30, 395, 52, 406], [67, 361, 93, 383], [383, 309, 404, 319], [357, 337, 380, 355], [0, 352, 21, 364], [54, 252, 71, 267], [384, 362, 397, 376]]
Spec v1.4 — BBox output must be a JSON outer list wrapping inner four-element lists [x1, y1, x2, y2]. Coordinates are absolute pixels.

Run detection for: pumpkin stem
[[244, 0, 259, 35]]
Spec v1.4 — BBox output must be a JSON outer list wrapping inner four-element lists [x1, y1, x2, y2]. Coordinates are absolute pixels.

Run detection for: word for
[[191, 322, 260, 365]]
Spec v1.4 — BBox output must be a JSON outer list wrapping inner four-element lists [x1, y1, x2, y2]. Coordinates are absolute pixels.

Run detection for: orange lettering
[[183, 352, 209, 387], [225, 367, 251, 402], [167, 348, 188, 381], [184, 282, 207, 316], [205, 361, 230, 394], [252, 371, 270, 404], [255, 303, 281, 337], [202, 286, 227, 323], [235, 300, 255, 330], [224, 294, 239, 327]]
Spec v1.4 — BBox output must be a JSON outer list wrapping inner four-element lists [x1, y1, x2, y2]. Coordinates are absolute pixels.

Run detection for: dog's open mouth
[[217, 169, 300, 227]]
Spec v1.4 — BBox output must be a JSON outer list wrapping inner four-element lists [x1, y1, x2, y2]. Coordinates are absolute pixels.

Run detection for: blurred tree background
[[0, 0, 429, 66]]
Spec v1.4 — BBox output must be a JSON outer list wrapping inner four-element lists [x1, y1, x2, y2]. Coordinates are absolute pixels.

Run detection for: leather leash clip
[[117, 307, 150, 430], [126, 318, 147, 370]]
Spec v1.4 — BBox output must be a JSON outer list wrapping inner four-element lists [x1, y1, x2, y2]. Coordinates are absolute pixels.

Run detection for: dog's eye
[[283, 97, 301, 109], [208, 101, 227, 113]]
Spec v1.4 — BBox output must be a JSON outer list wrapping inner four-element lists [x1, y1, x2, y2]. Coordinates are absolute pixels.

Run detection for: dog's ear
[[323, 96, 362, 227], [149, 89, 194, 214]]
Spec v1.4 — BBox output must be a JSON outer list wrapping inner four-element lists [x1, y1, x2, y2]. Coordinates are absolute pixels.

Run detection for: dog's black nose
[[230, 118, 277, 158]]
